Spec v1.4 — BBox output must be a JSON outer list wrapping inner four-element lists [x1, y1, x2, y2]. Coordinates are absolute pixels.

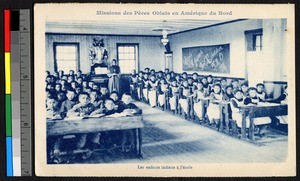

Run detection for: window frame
[[53, 42, 80, 72], [116, 43, 139, 74], [253, 33, 263, 51]]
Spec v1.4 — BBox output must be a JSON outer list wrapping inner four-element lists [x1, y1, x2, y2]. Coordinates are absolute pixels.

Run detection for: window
[[54, 43, 79, 72], [245, 29, 263, 51], [253, 34, 263, 51], [117, 44, 138, 74]]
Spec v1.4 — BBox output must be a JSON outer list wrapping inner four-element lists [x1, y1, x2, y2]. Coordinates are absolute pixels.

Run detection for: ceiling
[[45, 19, 238, 36]]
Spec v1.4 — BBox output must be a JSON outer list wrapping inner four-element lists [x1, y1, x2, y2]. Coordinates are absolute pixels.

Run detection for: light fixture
[[150, 20, 179, 46]]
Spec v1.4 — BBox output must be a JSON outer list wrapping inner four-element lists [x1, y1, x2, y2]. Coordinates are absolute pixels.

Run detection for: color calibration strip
[[4, 9, 13, 176], [4, 9, 31, 177]]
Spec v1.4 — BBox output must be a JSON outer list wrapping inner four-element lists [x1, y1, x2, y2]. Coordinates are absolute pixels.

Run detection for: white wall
[[46, 34, 165, 74], [169, 19, 263, 78]]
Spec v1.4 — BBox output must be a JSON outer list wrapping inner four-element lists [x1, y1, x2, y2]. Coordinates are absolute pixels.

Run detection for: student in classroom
[[136, 71, 144, 100], [243, 87, 271, 135], [89, 91, 100, 108], [142, 73, 150, 102], [201, 76, 210, 94], [169, 79, 180, 112], [181, 72, 188, 81], [223, 85, 234, 101], [268, 85, 288, 125], [98, 86, 110, 108], [256, 83, 267, 101], [67, 92, 96, 118], [110, 91, 120, 105], [129, 70, 138, 99], [118, 92, 142, 115], [241, 82, 249, 98], [193, 81, 209, 121], [60, 89, 77, 118], [117, 93, 142, 152], [179, 80, 193, 117], [156, 71, 164, 81], [206, 83, 223, 127], [165, 73, 173, 85], [192, 73, 199, 84], [56, 92, 67, 108], [157, 78, 169, 108], [175, 74, 182, 87], [220, 78, 227, 92], [46, 98, 63, 120], [231, 79, 240, 92], [230, 89, 247, 130], [148, 74, 159, 107]]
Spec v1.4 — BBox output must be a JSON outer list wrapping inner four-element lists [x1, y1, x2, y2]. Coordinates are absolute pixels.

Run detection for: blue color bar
[[6, 137, 13, 176]]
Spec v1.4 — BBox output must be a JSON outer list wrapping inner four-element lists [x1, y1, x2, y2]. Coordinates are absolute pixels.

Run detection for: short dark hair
[[110, 91, 119, 96], [241, 82, 249, 87], [248, 87, 257, 92], [233, 89, 242, 95], [79, 92, 90, 98], [122, 92, 131, 97], [105, 98, 115, 104], [256, 83, 264, 87]]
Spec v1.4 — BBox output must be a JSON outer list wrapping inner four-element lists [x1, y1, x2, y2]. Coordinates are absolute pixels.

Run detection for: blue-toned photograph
[[44, 18, 288, 165]]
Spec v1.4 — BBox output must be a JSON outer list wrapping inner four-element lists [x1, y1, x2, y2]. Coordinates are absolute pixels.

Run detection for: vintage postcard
[[34, 3, 295, 177]]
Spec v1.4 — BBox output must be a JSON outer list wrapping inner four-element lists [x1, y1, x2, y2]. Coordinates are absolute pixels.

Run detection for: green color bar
[[6, 94, 12, 137]]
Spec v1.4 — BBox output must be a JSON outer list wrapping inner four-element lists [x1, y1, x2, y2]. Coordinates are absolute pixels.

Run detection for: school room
[[45, 19, 288, 164]]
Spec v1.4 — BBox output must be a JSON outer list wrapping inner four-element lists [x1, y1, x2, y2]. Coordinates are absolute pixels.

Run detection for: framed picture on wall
[[182, 44, 230, 73]]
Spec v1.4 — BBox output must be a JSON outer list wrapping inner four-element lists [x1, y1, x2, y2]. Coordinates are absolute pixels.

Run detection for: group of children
[[45, 70, 142, 162], [130, 68, 288, 135]]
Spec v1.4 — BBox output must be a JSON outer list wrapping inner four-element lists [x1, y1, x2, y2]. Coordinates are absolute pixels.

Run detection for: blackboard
[[182, 44, 230, 73]]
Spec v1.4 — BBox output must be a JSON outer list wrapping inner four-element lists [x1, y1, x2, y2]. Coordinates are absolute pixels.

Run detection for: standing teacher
[[108, 59, 121, 94]]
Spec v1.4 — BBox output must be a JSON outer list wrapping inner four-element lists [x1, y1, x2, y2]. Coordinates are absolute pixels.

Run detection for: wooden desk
[[47, 115, 144, 157], [240, 104, 288, 140]]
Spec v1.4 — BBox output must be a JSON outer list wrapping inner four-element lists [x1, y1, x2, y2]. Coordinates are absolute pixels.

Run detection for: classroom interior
[[45, 19, 288, 163]]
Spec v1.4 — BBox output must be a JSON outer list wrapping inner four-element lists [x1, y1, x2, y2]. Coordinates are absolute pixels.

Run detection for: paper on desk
[[257, 102, 280, 106], [105, 112, 130, 118], [64, 116, 85, 121], [88, 113, 105, 118]]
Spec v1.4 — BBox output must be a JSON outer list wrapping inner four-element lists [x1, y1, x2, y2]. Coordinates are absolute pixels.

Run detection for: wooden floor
[[80, 101, 288, 164]]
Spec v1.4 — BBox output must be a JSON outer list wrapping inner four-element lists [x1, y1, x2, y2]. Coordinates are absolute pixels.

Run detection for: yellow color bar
[[5, 52, 11, 94]]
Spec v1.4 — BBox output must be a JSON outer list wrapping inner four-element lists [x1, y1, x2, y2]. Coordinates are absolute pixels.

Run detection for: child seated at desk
[[46, 98, 62, 119], [142, 73, 150, 102], [62, 92, 97, 159], [129, 70, 138, 99], [67, 92, 96, 117], [268, 85, 288, 124], [110, 91, 120, 105], [256, 83, 267, 101], [90, 91, 100, 108], [118, 93, 142, 152], [241, 82, 249, 98], [193, 82, 207, 120], [223, 85, 234, 101], [157, 79, 169, 107], [60, 90, 77, 118], [207, 83, 223, 126], [169, 80, 180, 111], [98, 86, 110, 108], [240, 87, 271, 134], [118, 93, 142, 115], [230, 89, 247, 129], [179, 80, 192, 115], [148, 75, 158, 107]]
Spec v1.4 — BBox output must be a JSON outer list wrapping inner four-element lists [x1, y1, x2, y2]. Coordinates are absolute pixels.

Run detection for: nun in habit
[[108, 59, 121, 94]]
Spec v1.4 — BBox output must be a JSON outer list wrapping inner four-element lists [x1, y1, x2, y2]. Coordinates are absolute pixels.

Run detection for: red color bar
[[4, 10, 10, 52]]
